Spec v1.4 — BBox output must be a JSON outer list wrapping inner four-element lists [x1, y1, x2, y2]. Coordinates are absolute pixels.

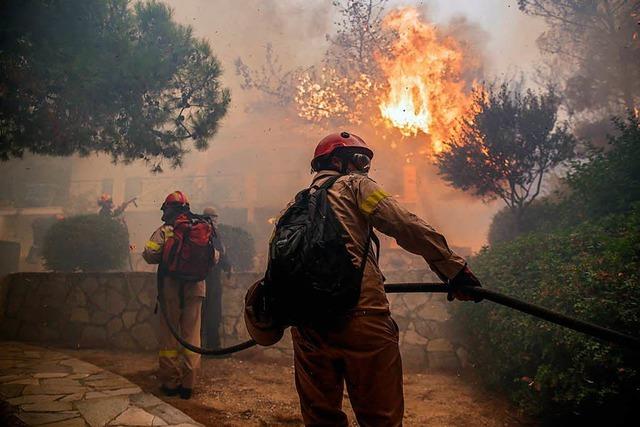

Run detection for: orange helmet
[[311, 131, 374, 171], [98, 193, 113, 207], [161, 191, 189, 210]]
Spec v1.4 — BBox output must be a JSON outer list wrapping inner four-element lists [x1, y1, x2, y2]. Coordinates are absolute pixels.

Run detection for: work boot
[[160, 385, 180, 397], [179, 387, 193, 400]]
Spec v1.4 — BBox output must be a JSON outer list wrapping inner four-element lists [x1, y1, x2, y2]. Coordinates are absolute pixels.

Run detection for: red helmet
[[161, 191, 189, 210], [311, 131, 374, 170], [98, 193, 113, 204]]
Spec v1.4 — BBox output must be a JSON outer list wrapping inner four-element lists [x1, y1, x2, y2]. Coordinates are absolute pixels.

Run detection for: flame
[[377, 8, 472, 153], [379, 75, 432, 136], [295, 68, 376, 124]]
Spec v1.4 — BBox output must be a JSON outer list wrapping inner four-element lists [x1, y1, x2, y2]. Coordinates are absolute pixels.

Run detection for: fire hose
[[157, 278, 640, 356]]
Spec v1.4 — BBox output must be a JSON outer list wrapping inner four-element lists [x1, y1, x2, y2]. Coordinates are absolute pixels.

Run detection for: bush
[[453, 207, 640, 423], [488, 115, 640, 245], [217, 224, 255, 272], [42, 214, 129, 271], [566, 114, 640, 219], [487, 200, 568, 245]]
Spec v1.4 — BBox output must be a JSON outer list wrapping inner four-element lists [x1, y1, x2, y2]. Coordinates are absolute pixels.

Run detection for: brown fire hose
[[158, 278, 640, 355]]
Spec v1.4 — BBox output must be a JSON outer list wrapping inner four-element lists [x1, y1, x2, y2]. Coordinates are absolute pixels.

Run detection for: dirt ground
[[62, 348, 534, 427]]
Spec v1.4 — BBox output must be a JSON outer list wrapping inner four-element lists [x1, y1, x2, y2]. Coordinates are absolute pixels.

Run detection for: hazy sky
[[422, 0, 546, 72], [1, 1, 551, 254], [164, 0, 547, 92], [157, 0, 549, 251]]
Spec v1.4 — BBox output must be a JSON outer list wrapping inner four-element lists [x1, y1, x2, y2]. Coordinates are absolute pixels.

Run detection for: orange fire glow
[[376, 8, 473, 153]]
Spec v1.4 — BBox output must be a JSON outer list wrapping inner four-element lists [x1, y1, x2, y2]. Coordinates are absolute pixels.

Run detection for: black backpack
[[265, 175, 376, 326]]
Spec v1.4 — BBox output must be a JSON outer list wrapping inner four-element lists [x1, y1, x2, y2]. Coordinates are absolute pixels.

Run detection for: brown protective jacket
[[272, 170, 468, 426], [245, 170, 467, 342], [317, 170, 466, 313], [245, 171, 466, 345]]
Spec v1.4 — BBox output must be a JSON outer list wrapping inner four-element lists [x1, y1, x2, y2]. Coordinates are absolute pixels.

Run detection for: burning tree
[[297, 5, 482, 154], [236, 3, 484, 159], [235, 1, 390, 126], [295, 69, 377, 125], [294, 0, 392, 126], [436, 82, 576, 226], [324, 0, 391, 78], [0, 0, 230, 171]]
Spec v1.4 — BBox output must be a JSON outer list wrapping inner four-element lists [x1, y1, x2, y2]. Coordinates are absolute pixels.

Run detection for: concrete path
[[0, 342, 203, 427]]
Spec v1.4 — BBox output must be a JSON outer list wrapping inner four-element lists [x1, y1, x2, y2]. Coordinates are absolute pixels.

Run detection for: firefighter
[[246, 132, 482, 426], [98, 193, 137, 218], [142, 191, 204, 400], [97, 193, 115, 216]]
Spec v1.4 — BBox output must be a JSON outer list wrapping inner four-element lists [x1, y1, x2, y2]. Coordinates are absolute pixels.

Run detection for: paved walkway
[[0, 342, 203, 427]]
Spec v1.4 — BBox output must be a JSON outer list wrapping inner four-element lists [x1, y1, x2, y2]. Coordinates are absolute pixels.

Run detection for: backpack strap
[[314, 174, 377, 278], [358, 226, 373, 279], [371, 230, 380, 261], [309, 173, 376, 281], [312, 174, 341, 191]]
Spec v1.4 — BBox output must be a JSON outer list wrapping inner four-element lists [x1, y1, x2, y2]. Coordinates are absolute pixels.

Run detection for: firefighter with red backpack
[[143, 191, 218, 400], [245, 132, 482, 426]]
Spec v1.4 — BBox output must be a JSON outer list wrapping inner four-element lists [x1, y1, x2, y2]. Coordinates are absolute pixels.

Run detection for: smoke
[[440, 15, 489, 89], [0, 0, 550, 266]]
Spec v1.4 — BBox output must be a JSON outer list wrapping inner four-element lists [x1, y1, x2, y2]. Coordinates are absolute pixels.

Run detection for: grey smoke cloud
[[0, 0, 547, 255]]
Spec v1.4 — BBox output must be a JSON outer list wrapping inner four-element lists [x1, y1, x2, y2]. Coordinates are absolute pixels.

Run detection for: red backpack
[[162, 213, 217, 281]]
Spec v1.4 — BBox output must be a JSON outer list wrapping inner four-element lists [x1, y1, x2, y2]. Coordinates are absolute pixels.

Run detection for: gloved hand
[[247, 280, 273, 326], [447, 265, 483, 302]]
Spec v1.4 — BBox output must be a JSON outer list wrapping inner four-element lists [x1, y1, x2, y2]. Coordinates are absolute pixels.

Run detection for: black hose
[[386, 283, 640, 351], [157, 273, 257, 355], [158, 279, 640, 355]]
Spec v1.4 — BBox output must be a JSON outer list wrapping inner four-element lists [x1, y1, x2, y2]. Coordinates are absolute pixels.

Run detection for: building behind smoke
[[0, 150, 311, 272], [0, 149, 470, 274]]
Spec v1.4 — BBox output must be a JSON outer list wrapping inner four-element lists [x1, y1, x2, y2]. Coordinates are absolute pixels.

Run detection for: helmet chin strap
[[339, 157, 350, 174]]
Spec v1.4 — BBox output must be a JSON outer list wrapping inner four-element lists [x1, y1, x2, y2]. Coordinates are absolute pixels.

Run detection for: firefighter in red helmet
[[143, 191, 207, 400], [311, 131, 374, 173], [246, 132, 481, 426]]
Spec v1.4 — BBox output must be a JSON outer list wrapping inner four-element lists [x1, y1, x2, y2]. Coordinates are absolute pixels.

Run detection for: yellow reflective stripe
[[159, 350, 178, 358], [360, 189, 389, 215], [145, 240, 161, 251]]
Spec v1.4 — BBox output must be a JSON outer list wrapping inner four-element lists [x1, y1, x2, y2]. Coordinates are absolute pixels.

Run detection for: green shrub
[[42, 214, 129, 271], [487, 200, 570, 245], [453, 207, 640, 423], [217, 224, 255, 272], [488, 115, 640, 246], [566, 114, 640, 219]]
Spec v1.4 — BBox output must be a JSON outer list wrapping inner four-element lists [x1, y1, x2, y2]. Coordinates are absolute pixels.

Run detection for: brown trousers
[[292, 314, 404, 427], [157, 279, 204, 389]]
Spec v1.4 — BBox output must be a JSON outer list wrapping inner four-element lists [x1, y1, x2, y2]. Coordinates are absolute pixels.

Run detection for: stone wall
[[0, 271, 466, 372], [0, 273, 158, 351], [221, 270, 467, 372], [385, 270, 468, 371]]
